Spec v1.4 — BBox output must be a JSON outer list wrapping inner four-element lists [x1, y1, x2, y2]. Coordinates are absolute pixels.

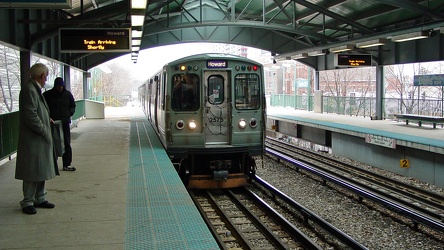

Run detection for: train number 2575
[[209, 117, 223, 123]]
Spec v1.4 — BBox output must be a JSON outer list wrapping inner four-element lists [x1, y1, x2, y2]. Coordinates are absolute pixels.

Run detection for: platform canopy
[[1, 0, 444, 70]]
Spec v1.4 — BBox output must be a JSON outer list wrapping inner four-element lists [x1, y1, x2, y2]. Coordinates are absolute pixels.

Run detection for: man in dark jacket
[[43, 77, 76, 171]]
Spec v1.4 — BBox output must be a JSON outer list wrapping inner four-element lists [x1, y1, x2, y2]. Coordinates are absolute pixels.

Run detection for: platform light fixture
[[131, 15, 144, 27], [291, 53, 308, 59], [356, 38, 388, 48], [132, 39, 141, 46], [132, 30, 142, 38], [131, 0, 147, 9], [330, 44, 354, 53], [130, 0, 147, 64], [308, 49, 328, 56], [391, 31, 429, 42]]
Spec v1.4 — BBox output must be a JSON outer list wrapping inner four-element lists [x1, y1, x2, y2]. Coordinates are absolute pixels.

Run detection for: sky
[[100, 42, 267, 82]]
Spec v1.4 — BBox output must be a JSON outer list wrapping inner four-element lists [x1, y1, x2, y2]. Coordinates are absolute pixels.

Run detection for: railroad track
[[266, 137, 444, 233], [190, 185, 367, 249]]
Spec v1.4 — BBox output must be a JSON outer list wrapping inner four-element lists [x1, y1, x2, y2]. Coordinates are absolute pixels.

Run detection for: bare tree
[[319, 67, 366, 115], [385, 64, 420, 114], [0, 45, 21, 113], [70, 68, 84, 100], [91, 62, 139, 106]]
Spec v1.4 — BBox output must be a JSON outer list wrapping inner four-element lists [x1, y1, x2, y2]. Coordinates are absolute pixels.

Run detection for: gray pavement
[[0, 107, 141, 250]]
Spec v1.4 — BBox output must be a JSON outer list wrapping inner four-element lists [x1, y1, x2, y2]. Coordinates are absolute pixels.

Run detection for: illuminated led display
[[207, 60, 227, 68], [335, 54, 372, 67], [59, 28, 131, 53]]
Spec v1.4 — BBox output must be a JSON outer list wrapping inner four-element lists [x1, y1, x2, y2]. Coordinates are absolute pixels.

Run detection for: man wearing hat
[[43, 77, 76, 171]]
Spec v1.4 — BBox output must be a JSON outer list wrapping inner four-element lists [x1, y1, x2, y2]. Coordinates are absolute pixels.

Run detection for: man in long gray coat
[[15, 63, 58, 215]]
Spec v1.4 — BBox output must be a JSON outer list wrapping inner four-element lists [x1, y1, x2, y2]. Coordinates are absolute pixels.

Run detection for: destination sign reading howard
[[59, 28, 130, 53]]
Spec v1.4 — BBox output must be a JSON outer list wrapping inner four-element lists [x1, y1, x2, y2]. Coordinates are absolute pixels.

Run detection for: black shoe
[[22, 206, 37, 214], [34, 201, 55, 209], [63, 166, 76, 171]]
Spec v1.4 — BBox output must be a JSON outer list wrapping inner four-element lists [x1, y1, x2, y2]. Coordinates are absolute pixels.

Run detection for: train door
[[204, 71, 231, 145], [147, 80, 152, 122]]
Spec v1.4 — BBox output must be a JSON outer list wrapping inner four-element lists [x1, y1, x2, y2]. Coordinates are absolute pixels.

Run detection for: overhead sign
[[0, 0, 71, 8], [335, 54, 372, 67], [413, 74, 444, 86], [59, 28, 131, 53]]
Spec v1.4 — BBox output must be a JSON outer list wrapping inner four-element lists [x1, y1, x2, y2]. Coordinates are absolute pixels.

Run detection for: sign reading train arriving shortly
[[59, 28, 131, 53], [335, 54, 372, 67]]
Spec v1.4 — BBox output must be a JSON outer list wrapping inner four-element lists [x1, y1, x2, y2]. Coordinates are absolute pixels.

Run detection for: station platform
[[268, 107, 444, 153], [267, 107, 444, 188], [0, 107, 218, 250]]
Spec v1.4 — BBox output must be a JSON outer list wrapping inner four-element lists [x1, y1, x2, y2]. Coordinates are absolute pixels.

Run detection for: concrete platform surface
[[0, 107, 138, 250]]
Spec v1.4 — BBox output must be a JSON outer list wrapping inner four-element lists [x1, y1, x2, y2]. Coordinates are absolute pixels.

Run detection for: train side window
[[172, 73, 200, 111], [234, 74, 260, 110], [207, 75, 224, 105], [161, 72, 166, 110]]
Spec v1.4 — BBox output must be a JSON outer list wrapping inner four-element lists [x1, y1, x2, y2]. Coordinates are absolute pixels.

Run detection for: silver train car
[[139, 53, 265, 189]]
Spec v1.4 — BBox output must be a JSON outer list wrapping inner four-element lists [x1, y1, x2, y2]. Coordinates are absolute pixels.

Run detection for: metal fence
[[0, 100, 86, 161], [88, 95, 131, 107], [269, 94, 444, 119]]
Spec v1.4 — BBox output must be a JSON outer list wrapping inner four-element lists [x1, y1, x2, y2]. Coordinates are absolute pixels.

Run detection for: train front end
[[165, 54, 265, 189]]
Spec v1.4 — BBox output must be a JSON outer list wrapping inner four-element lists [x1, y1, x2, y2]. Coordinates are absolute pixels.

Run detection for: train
[[138, 53, 265, 189]]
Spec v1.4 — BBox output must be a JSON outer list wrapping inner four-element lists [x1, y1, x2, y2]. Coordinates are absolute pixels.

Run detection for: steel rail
[[237, 187, 324, 250], [266, 147, 444, 233], [267, 137, 444, 208], [267, 140, 444, 222], [253, 176, 368, 250], [188, 191, 227, 250], [226, 189, 292, 250]]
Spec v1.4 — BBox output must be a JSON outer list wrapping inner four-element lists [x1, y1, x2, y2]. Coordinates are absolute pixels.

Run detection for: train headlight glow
[[238, 119, 247, 129], [188, 120, 197, 129], [180, 65, 186, 71], [249, 118, 257, 128], [176, 120, 185, 130]]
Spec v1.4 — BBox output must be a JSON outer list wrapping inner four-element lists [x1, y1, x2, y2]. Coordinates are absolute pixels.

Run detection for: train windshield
[[207, 75, 225, 105], [171, 74, 200, 111], [234, 74, 260, 110]]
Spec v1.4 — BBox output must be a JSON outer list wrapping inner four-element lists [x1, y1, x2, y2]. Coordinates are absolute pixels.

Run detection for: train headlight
[[180, 65, 186, 71], [238, 119, 247, 129], [188, 120, 197, 130], [176, 120, 185, 130], [249, 118, 257, 128]]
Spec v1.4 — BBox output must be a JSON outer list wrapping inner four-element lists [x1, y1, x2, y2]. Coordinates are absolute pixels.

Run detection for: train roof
[[167, 53, 262, 66]]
